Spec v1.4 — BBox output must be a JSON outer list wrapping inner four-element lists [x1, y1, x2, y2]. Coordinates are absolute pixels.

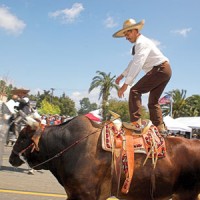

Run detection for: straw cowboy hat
[[11, 88, 30, 97], [113, 19, 145, 38]]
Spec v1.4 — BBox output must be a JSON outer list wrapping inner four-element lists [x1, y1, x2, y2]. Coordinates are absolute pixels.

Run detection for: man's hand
[[118, 84, 128, 98], [115, 74, 124, 85]]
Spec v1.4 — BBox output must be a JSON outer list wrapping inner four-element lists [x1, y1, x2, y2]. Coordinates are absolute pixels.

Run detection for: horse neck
[[37, 126, 68, 161]]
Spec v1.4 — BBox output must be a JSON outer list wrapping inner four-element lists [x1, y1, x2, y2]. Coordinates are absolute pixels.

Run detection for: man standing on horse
[[113, 19, 172, 133]]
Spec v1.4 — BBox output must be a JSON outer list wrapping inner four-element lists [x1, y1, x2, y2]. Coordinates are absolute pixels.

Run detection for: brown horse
[[9, 115, 200, 200]]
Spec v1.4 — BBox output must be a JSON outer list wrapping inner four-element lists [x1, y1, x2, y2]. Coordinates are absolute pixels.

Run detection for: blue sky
[[0, 0, 199, 108]]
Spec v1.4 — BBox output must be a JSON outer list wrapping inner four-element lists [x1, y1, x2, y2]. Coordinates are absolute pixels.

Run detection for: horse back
[[164, 137, 200, 197]]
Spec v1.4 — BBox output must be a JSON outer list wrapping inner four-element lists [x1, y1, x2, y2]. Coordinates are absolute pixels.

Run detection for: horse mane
[[59, 116, 76, 125], [42, 115, 102, 133], [59, 115, 102, 129]]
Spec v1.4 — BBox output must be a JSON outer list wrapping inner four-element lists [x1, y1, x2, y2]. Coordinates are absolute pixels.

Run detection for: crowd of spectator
[[40, 114, 71, 126]]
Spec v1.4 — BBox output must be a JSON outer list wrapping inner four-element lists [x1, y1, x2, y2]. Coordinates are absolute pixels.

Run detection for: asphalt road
[[0, 145, 67, 200]]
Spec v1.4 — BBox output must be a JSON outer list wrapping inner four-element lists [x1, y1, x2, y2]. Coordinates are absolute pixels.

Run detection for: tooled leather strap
[[121, 130, 134, 194], [40, 124, 46, 132]]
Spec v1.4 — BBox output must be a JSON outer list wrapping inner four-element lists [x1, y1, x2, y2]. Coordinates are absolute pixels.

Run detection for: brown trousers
[[129, 61, 172, 126]]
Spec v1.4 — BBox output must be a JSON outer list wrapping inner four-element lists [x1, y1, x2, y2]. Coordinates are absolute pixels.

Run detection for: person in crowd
[[13, 95, 32, 136], [61, 115, 66, 123], [54, 115, 61, 125], [113, 18, 172, 133]]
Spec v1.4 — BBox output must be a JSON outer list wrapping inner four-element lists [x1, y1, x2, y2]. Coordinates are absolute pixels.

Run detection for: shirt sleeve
[[123, 41, 151, 85], [121, 60, 133, 77]]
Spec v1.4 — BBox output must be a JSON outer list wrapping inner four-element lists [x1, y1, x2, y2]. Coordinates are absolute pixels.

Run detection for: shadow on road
[[0, 165, 27, 173]]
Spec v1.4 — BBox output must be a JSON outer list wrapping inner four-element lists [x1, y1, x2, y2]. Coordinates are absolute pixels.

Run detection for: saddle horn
[[109, 110, 120, 120], [109, 110, 122, 131]]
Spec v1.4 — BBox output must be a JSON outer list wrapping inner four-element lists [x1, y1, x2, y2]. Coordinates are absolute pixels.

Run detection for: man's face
[[124, 29, 138, 43]]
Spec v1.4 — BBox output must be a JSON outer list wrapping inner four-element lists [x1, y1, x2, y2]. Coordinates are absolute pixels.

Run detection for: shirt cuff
[[122, 72, 127, 77], [125, 77, 134, 86]]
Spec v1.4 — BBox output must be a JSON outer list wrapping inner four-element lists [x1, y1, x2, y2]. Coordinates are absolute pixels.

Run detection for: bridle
[[12, 129, 100, 169], [12, 143, 34, 168], [12, 143, 34, 157]]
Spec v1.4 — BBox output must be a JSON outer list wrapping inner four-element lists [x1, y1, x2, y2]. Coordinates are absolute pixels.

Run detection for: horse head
[[9, 125, 37, 167], [9, 116, 40, 167]]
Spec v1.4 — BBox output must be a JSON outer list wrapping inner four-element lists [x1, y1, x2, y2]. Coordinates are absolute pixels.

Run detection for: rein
[[12, 143, 34, 157], [16, 128, 100, 169], [32, 120, 116, 169]]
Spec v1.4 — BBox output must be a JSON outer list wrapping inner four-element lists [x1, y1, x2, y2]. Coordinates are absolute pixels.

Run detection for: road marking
[[0, 189, 66, 198]]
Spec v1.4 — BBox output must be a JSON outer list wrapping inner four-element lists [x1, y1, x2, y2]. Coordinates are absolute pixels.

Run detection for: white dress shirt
[[122, 34, 169, 86]]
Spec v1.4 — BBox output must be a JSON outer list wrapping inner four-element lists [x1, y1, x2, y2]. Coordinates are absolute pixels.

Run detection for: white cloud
[[0, 5, 26, 35], [150, 38, 166, 50], [171, 28, 192, 37], [30, 88, 44, 95], [49, 3, 84, 24], [69, 88, 117, 109], [151, 39, 161, 47], [71, 88, 101, 109], [104, 16, 118, 28]]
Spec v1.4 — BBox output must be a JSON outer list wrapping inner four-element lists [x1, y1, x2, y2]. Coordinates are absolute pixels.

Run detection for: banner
[[159, 94, 171, 105]]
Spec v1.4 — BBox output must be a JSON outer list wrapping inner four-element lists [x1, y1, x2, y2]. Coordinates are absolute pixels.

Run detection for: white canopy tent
[[175, 117, 200, 129], [163, 116, 192, 132]]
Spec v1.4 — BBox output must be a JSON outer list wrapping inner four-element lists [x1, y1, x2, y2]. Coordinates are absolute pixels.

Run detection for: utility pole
[[50, 88, 55, 104]]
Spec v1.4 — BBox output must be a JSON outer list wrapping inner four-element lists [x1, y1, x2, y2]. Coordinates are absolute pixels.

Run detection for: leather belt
[[154, 61, 168, 68]]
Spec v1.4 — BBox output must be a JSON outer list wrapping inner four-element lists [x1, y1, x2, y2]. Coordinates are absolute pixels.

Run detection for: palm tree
[[184, 95, 200, 116], [171, 89, 187, 118], [162, 89, 187, 118], [89, 71, 119, 120]]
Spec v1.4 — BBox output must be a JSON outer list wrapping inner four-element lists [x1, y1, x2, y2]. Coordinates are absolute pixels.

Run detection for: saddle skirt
[[102, 119, 166, 158]]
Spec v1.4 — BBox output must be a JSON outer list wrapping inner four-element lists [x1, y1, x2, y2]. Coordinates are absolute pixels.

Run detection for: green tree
[[171, 89, 187, 118], [108, 99, 129, 121], [161, 89, 187, 118], [108, 98, 149, 122], [35, 91, 76, 117], [38, 99, 61, 115], [89, 71, 119, 120], [78, 97, 98, 115], [184, 95, 200, 116], [57, 93, 77, 116], [0, 80, 7, 96], [0, 79, 14, 99], [36, 90, 51, 108]]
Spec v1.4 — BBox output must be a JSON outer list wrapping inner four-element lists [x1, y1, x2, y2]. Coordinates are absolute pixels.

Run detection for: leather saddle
[[101, 118, 166, 194]]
